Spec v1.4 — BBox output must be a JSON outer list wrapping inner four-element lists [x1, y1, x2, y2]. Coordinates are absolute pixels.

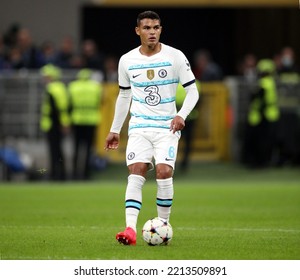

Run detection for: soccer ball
[[142, 217, 173, 246]]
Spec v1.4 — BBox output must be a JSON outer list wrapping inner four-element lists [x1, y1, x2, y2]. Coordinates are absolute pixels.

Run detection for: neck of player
[[140, 42, 161, 57]]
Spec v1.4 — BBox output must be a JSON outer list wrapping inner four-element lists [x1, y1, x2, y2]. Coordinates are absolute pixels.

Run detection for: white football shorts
[[126, 131, 181, 170]]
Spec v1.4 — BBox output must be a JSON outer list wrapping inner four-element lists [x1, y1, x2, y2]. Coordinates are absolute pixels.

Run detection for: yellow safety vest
[[248, 76, 280, 126], [68, 79, 102, 125], [40, 81, 70, 132]]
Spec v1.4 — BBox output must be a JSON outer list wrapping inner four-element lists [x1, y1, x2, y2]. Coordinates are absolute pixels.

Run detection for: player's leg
[[125, 169, 146, 232], [116, 132, 153, 245], [116, 164, 146, 245], [156, 165, 174, 222], [154, 132, 179, 222]]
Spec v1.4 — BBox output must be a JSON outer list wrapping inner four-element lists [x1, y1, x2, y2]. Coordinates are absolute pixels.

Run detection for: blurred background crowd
[[0, 26, 119, 82], [0, 24, 299, 83]]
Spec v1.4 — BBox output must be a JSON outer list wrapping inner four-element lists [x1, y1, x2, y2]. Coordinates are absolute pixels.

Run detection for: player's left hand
[[170, 116, 185, 133]]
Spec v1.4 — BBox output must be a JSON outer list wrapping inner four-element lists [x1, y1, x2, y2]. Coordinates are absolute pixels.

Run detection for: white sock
[[125, 174, 146, 232], [156, 178, 174, 222]]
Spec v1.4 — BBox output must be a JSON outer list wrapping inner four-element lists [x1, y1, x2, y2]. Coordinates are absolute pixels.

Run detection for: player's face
[[135, 18, 162, 49]]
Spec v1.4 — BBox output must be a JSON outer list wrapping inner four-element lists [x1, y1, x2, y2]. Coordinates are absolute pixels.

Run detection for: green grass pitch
[[0, 163, 299, 260]]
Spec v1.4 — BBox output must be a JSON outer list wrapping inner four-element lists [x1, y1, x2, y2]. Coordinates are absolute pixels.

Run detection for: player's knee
[[128, 162, 148, 177], [156, 164, 173, 179]]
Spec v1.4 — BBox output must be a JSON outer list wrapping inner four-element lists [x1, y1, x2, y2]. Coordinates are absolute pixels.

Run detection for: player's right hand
[[105, 132, 120, 150]]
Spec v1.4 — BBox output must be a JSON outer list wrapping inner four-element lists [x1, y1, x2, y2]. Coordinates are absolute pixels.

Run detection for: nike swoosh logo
[[165, 158, 174, 161], [132, 74, 141, 78]]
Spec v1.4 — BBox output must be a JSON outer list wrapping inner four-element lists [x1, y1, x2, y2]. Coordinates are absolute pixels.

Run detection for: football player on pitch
[[105, 10, 199, 245]]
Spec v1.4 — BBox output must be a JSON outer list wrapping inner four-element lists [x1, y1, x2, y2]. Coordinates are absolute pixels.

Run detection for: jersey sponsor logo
[[158, 69, 167, 78], [147, 69, 155, 80], [132, 73, 141, 78], [165, 158, 174, 161], [145, 85, 161, 106]]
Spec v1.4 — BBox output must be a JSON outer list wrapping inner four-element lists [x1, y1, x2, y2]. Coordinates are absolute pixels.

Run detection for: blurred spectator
[[69, 53, 84, 69], [193, 49, 223, 81], [103, 55, 118, 82], [242, 59, 280, 168], [6, 46, 23, 69], [40, 41, 57, 65], [68, 69, 102, 180], [3, 23, 20, 48], [40, 64, 70, 180], [55, 36, 75, 68], [237, 53, 257, 82], [15, 28, 43, 68], [81, 39, 105, 71], [277, 46, 300, 84], [272, 52, 282, 74]]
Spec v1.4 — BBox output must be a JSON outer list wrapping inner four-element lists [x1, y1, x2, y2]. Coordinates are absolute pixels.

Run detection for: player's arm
[[170, 51, 200, 133], [176, 81, 199, 120], [171, 81, 199, 133], [105, 88, 132, 150]]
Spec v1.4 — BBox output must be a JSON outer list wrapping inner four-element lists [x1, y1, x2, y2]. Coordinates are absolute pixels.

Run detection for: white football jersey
[[118, 43, 196, 134]]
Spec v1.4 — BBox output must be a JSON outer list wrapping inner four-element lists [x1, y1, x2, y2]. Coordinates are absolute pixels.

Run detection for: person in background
[[15, 28, 43, 68], [193, 49, 223, 81], [6, 46, 23, 69], [277, 46, 300, 84], [103, 55, 119, 82], [40, 64, 70, 180], [242, 59, 280, 168], [55, 36, 75, 69], [40, 41, 57, 65], [2, 23, 20, 49], [80, 39, 105, 82], [81, 39, 105, 72], [237, 53, 257, 82], [68, 69, 102, 180]]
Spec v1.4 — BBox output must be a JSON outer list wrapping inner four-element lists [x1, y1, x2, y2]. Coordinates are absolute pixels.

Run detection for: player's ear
[[135, 26, 140, 36]]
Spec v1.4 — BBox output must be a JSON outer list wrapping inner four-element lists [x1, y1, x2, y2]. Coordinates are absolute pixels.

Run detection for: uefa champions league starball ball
[[142, 217, 173, 246]]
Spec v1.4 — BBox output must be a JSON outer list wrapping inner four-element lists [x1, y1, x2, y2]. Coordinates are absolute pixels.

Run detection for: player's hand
[[170, 115, 185, 133], [105, 132, 120, 150]]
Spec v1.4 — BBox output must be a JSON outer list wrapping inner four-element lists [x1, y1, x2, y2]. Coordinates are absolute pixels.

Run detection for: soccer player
[[105, 10, 199, 245]]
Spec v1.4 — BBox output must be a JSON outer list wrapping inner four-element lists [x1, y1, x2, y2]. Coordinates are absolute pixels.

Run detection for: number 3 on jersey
[[144, 85, 161, 106]]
